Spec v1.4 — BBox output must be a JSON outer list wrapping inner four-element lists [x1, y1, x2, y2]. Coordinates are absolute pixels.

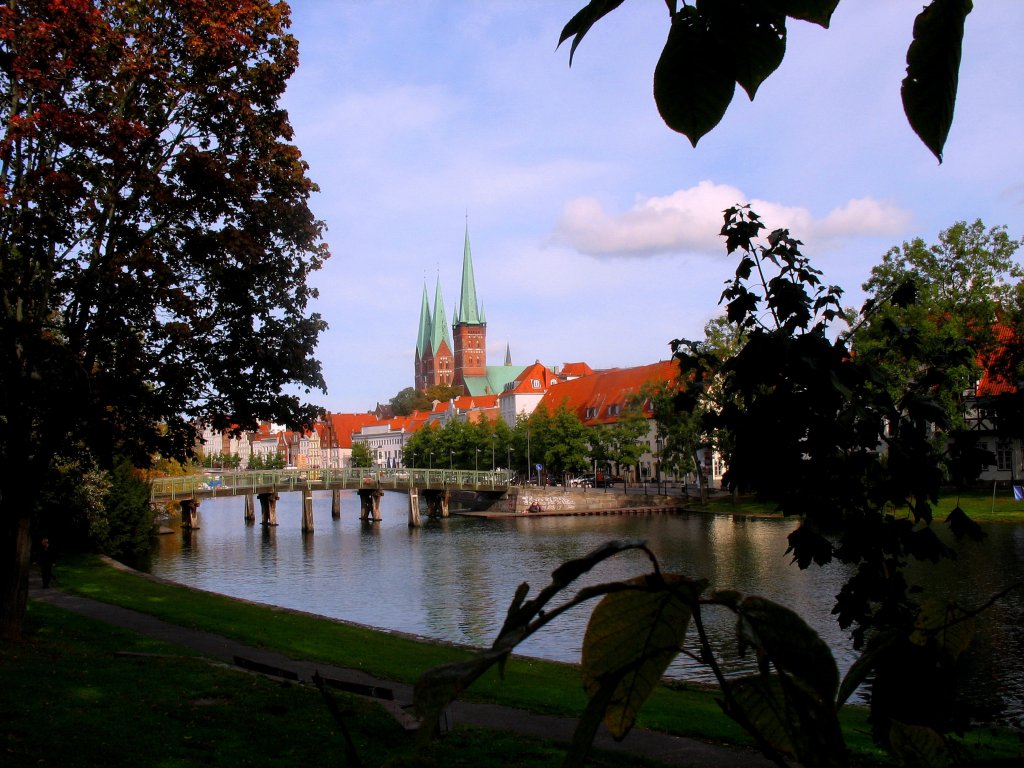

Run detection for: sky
[[279, 1, 1024, 414]]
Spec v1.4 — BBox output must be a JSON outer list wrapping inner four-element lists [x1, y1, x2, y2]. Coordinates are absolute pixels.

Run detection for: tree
[[350, 443, 373, 469], [544, 404, 592, 480], [601, 395, 650, 483], [560, 0, 973, 161], [852, 220, 1023, 433], [0, 1, 328, 641], [389, 387, 431, 417]]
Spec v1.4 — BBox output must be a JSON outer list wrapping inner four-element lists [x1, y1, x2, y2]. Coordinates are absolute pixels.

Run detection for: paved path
[[31, 579, 772, 768]]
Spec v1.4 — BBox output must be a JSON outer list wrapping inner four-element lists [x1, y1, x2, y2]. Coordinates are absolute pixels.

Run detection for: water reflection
[[150, 490, 1022, 722]]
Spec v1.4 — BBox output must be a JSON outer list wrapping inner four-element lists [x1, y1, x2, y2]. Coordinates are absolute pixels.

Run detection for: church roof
[[455, 223, 482, 325], [462, 365, 528, 396], [430, 274, 452, 355], [416, 283, 432, 358]]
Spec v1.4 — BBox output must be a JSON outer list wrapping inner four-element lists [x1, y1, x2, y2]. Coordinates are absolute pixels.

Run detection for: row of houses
[[198, 359, 727, 487], [200, 354, 1022, 488]]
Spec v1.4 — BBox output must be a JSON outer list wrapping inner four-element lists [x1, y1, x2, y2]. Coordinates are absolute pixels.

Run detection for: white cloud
[[552, 182, 911, 258]]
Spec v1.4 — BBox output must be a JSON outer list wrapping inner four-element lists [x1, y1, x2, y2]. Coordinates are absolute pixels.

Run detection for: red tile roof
[[560, 361, 594, 378], [976, 323, 1019, 397], [323, 412, 380, 448], [499, 361, 558, 397], [536, 360, 679, 425]]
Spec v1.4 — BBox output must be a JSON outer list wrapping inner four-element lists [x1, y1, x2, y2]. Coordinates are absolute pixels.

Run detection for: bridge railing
[[150, 467, 513, 501]]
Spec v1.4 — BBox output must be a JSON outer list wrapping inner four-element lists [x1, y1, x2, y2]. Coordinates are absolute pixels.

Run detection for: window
[[585, 407, 597, 419], [996, 441, 1013, 471], [531, 379, 541, 389], [606, 404, 621, 417]]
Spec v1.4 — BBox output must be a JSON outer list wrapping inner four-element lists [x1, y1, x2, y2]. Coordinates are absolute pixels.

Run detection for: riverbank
[[697, 488, 1024, 524], [458, 485, 1024, 524], [18, 555, 1023, 766]]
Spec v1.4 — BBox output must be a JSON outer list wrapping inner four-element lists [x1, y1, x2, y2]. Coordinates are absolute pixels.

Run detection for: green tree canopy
[[1, 0, 328, 641], [389, 387, 432, 417], [852, 220, 1023, 426], [350, 443, 373, 469]]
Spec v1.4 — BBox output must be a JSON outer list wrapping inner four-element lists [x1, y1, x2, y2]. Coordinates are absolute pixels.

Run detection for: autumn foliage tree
[[0, 1, 328, 641]]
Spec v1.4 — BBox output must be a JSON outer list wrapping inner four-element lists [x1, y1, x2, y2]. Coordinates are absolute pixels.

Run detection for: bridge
[[150, 467, 513, 530]]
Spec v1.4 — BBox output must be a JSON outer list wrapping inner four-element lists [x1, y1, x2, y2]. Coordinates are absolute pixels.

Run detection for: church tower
[[452, 224, 486, 388], [414, 275, 455, 390]]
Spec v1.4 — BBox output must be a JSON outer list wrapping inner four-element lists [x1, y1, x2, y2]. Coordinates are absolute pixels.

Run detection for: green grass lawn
[[700, 487, 1024, 524], [2, 601, 665, 768], [12, 554, 1022, 766]]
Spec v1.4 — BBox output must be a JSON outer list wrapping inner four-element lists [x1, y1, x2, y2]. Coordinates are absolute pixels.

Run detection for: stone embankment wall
[[486, 487, 684, 516]]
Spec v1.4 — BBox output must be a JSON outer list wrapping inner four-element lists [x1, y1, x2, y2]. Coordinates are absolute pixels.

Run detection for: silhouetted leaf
[[888, 720, 951, 767], [581, 574, 703, 739], [729, 673, 847, 768], [946, 505, 986, 542], [705, 1, 786, 100], [910, 599, 975, 662], [558, 0, 626, 65], [550, 539, 647, 587], [901, 0, 973, 162], [729, 675, 795, 755], [654, 7, 735, 147], [770, 0, 839, 27], [837, 628, 903, 708], [737, 595, 839, 704]]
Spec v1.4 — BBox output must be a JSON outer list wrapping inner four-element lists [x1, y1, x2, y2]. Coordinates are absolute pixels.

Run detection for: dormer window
[[531, 379, 541, 389], [585, 407, 598, 419], [606, 404, 621, 417]]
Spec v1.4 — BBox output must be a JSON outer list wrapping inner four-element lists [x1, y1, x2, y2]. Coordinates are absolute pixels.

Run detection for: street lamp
[[527, 427, 531, 484], [429, 451, 434, 471], [475, 447, 481, 474], [490, 434, 496, 472], [449, 449, 454, 471]]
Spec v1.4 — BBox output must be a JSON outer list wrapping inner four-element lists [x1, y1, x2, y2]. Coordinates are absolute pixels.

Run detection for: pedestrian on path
[[36, 537, 55, 588]]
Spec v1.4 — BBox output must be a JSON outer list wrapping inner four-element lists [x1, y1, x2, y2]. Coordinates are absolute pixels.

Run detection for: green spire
[[416, 282, 432, 358], [456, 223, 482, 325], [431, 274, 451, 354]]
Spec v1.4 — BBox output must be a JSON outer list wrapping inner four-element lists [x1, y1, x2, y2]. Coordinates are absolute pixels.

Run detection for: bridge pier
[[331, 490, 341, 519], [358, 489, 383, 521], [244, 494, 255, 524], [180, 498, 200, 529], [423, 489, 449, 519], [257, 492, 279, 526], [408, 488, 420, 527], [301, 489, 314, 533]]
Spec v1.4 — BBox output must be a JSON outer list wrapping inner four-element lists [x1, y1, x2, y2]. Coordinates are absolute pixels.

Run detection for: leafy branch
[[414, 538, 997, 768], [559, 0, 973, 161]]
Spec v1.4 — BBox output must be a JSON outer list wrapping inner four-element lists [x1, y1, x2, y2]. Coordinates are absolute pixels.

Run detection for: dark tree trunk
[[0, 510, 32, 642]]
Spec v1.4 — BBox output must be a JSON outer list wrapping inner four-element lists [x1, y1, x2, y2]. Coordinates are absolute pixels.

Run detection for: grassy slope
[[29, 554, 1023, 765], [3, 601, 664, 768]]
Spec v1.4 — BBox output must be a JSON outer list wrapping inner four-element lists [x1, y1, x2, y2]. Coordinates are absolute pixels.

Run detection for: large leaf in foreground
[[737, 595, 839, 704], [580, 574, 703, 739], [901, 0, 973, 162]]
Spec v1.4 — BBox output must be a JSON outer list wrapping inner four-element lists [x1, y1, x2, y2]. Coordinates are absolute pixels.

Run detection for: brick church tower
[[414, 224, 486, 393], [452, 224, 486, 388]]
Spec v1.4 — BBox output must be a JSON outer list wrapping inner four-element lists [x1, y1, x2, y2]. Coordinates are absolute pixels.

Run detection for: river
[[149, 489, 1024, 725]]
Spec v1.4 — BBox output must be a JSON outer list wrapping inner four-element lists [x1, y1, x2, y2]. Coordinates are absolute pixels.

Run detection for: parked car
[[580, 473, 612, 488]]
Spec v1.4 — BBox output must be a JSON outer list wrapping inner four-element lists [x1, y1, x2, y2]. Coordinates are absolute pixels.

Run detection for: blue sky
[[280, 1, 1024, 413]]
